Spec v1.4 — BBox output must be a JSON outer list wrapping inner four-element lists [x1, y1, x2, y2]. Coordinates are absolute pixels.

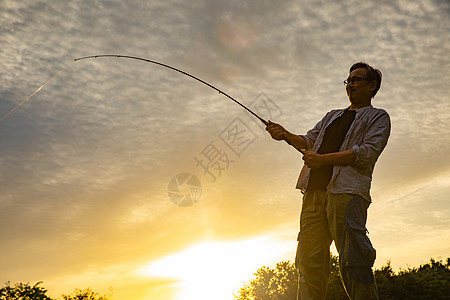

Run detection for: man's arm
[[266, 121, 307, 153], [352, 111, 391, 167], [302, 150, 356, 169], [303, 110, 390, 170]]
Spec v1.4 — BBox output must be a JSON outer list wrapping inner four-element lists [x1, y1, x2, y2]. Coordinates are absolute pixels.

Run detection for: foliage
[[61, 288, 113, 300], [234, 261, 298, 300], [324, 255, 347, 300], [235, 256, 450, 300], [375, 258, 450, 300], [0, 281, 53, 300], [3, 257, 449, 300], [0, 283, 114, 300], [234, 255, 347, 300]]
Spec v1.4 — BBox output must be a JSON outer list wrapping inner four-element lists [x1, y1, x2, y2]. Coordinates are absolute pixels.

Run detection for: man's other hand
[[303, 151, 325, 169]]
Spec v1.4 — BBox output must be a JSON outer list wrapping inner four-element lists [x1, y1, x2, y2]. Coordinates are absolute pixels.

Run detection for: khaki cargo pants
[[295, 190, 379, 300]]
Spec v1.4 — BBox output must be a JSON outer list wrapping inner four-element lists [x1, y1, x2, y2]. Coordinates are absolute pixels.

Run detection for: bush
[[234, 256, 450, 300], [0, 283, 114, 300]]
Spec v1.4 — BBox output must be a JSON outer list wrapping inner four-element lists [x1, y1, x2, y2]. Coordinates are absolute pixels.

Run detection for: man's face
[[346, 68, 374, 106]]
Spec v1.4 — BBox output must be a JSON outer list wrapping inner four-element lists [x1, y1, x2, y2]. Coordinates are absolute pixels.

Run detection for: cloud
[[0, 0, 449, 298], [369, 168, 450, 267]]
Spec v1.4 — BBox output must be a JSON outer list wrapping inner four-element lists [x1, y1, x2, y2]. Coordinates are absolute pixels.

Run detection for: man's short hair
[[350, 62, 382, 98]]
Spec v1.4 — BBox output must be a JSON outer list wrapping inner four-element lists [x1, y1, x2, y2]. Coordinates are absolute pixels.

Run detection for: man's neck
[[349, 100, 371, 111]]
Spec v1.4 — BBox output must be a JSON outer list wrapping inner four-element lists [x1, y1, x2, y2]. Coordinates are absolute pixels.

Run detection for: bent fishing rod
[[1, 54, 304, 153], [74, 55, 305, 154], [74, 54, 269, 126]]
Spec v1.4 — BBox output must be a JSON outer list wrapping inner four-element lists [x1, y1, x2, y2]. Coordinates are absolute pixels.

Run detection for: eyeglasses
[[343, 76, 369, 85]]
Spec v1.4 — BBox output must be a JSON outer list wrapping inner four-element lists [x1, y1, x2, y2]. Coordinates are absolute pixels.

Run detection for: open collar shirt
[[296, 105, 391, 202]]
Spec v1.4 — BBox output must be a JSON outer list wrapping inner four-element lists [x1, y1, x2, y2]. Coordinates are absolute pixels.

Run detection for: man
[[266, 62, 390, 299]]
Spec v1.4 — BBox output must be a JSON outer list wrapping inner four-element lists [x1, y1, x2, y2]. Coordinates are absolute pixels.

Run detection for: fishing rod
[[75, 55, 304, 154], [74, 54, 269, 126], [75, 56, 307, 154], [2, 55, 304, 153]]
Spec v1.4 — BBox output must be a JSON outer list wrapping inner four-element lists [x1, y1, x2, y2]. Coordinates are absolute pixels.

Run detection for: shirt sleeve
[[300, 111, 332, 150], [352, 110, 391, 167]]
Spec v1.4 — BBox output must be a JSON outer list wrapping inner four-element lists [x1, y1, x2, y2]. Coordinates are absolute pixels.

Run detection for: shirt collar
[[346, 104, 373, 115]]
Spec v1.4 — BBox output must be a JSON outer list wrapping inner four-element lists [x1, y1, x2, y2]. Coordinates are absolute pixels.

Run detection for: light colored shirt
[[296, 105, 391, 202]]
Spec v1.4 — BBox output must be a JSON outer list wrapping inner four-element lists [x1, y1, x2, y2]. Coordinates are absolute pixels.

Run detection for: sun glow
[[137, 236, 295, 300]]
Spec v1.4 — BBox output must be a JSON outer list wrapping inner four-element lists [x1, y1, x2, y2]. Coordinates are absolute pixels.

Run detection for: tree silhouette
[[324, 254, 347, 300], [61, 287, 113, 300], [0, 283, 114, 300], [2, 258, 449, 300], [235, 256, 450, 300], [234, 254, 347, 300], [234, 261, 298, 300], [0, 281, 52, 300], [375, 258, 450, 300]]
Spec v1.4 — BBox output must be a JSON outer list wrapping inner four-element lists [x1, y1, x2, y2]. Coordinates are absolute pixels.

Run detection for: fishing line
[[0, 62, 74, 121], [73, 54, 269, 126]]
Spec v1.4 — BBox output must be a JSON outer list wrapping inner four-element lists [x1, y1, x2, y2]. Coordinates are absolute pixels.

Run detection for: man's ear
[[369, 80, 377, 93]]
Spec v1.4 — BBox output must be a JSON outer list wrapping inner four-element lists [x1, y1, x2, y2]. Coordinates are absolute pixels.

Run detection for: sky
[[0, 0, 449, 299]]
